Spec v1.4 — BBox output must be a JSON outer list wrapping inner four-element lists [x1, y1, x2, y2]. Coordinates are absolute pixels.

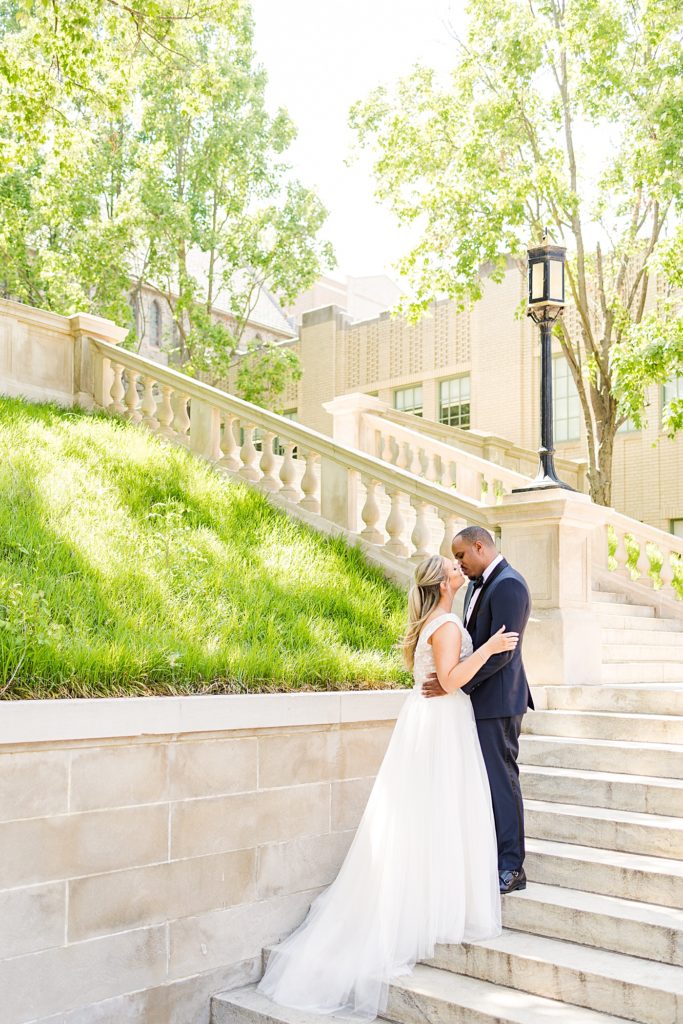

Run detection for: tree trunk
[[588, 420, 616, 508]]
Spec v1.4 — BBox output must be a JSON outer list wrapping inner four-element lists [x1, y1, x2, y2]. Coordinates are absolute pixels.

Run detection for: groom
[[423, 526, 533, 894]]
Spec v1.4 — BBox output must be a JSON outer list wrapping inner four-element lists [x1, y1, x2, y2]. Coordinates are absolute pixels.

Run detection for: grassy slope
[[0, 397, 409, 698]]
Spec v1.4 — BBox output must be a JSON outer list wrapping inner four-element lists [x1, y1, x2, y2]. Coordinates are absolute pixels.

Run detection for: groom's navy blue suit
[[461, 558, 533, 873]]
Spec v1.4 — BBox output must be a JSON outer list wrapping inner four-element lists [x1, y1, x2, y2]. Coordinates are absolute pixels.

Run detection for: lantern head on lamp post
[[513, 231, 575, 492]]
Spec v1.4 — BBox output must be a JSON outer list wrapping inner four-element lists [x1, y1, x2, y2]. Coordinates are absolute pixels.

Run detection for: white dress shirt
[[464, 553, 504, 625]]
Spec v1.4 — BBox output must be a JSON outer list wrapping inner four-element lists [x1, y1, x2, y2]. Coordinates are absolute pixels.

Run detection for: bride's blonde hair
[[400, 554, 447, 670]]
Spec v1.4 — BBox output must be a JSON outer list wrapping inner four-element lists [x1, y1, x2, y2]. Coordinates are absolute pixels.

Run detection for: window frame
[[393, 385, 423, 417], [552, 355, 581, 443], [438, 375, 471, 430]]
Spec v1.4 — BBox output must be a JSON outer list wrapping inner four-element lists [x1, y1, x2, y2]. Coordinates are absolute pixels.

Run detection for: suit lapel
[[463, 581, 475, 622], [466, 558, 508, 634]]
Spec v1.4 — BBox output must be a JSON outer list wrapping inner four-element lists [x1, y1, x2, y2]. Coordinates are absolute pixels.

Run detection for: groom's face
[[452, 540, 488, 579]]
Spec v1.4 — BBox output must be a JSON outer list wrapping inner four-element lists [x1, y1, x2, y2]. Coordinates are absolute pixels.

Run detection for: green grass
[[0, 397, 410, 698]]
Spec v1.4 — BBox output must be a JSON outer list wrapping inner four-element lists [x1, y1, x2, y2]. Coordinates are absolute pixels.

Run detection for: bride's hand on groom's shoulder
[[422, 673, 447, 699]]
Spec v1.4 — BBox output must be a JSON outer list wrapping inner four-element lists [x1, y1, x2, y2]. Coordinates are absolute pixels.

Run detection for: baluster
[[239, 424, 260, 481], [279, 442, 299, 501], [612, 527, 630, 578], [396, 442, 411, 471], [410, 499, 432, 561], [360, 478, 383, 544], [259, 432, 279, 491], [156, 385, 174, 437], [219, 414, 240, 470], [636, 540, 653, 587], [109, 362, 125, 414], [446, 461, 457, 489], [410, 447, 422, 476], [385, 489, 408, 556], [299, 451, 320, 513], [172, 392, 191, 445], [123, 370, 141, 423], [141, 376, 159, 431], [380, 433, 394, 464], [659, 548, 675, 597], [438, 510, 461, 559], [425, 452, 440, 483]]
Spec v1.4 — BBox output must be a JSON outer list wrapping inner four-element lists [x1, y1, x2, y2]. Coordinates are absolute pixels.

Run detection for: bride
[[257, 554, 518, 1020]]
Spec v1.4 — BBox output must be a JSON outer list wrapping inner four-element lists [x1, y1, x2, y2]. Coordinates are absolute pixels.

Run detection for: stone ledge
[[0, 691, 409, 747]]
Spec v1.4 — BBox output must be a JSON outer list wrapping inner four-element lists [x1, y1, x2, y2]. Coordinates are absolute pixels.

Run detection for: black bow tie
[[470, 575, 485, 590]]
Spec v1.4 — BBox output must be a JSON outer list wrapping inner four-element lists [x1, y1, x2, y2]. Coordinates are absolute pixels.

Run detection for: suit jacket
[[461, 558, 534, 720]]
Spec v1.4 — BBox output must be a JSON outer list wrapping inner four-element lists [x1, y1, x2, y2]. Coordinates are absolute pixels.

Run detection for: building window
[[553, 356, 581, 442], [149, 300, 162, 348], [393, 385, 423, 416], [439, 376, 470, 429], [618, 416, 639, 433], [672, 520, 683, 539]]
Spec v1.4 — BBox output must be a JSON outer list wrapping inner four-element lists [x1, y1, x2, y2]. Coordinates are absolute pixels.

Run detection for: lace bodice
[[412, 612, 474, 689]]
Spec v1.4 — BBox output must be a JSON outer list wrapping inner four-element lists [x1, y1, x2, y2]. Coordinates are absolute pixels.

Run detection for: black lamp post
[[513, 233, 575, 492]]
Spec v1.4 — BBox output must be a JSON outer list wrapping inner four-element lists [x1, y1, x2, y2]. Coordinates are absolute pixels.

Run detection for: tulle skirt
[[257, 686, 501, 1020]]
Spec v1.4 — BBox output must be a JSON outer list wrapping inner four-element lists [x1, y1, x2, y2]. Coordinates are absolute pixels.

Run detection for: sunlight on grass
[[0, 397, 410, 698]]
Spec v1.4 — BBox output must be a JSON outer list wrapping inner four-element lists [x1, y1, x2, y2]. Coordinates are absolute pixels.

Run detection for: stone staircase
[[211, 585, 683, 1024]]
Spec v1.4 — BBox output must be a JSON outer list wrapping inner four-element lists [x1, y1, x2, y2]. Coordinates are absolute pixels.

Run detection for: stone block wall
[[0, 693, 404, 1024]]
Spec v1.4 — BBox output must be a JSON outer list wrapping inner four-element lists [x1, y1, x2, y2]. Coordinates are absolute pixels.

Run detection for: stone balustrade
[[374, 402, 588, 492], [91, 339, 492, 576], [603, 512, 683, 602], [360, 410, 533, 504]]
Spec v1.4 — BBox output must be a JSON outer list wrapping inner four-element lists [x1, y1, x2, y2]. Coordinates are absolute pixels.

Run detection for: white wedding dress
[[257, 613, 501, 1020]]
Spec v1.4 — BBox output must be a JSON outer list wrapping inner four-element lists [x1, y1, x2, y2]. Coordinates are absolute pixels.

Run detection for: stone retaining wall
[[0, 692, 406, 1024]]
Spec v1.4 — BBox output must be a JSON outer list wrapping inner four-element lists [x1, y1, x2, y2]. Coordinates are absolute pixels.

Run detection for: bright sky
[[250, 0, 467, 281]]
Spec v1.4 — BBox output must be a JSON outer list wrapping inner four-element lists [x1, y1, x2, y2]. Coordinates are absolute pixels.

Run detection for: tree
[[135, 16, 333, 385], [351, 0, 683, 506], [0, 1, 333, 403]]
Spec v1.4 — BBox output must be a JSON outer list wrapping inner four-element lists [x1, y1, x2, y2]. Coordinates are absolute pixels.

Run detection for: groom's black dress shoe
[[499, 869, 526, 894]]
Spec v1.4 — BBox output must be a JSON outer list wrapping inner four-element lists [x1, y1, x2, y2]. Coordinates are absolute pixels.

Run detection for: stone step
[[525, 799, 683, 859], [426, 930, 683, 1024], [598, 611, 683, 630], [520, 733, 683, 779], [524, 709, 683, 744], [591, 591, 654, 612], [211, 985, 339, 1024], [525, 838, 683, 908], [602, 661, 683, 683], [603, 642, 683, 662], [598, 598, 655, 614], [544, 684, 683, 716], [213, 972, 630, 1024], [602, 627, 683, 645], [520, 764, 683, 817], [502, 882, 683, 966]]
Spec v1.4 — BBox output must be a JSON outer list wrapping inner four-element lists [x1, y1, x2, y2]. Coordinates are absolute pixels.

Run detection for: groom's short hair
[[454, 526, 496, 549]]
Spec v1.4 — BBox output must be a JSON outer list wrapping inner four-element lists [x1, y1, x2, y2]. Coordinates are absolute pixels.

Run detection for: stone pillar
[[69, 313, 128, 409], [189, 398, 221, 461], [495, 488, 608, 687], [298, 306, 352, 435], [320, 394, 388, 532], [323, 392, 387, 451]]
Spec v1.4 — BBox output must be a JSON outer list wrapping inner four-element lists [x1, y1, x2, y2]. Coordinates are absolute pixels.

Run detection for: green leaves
[[0, 1, 334, 403], [352, 0, 683, 502]]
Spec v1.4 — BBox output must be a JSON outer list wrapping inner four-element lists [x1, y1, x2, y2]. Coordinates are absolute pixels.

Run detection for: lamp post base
[[512, 477, 575, 493], [512, 454, 576, 494]]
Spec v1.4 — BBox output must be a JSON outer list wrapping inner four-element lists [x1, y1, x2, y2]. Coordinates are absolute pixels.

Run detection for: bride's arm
[[431, 623, 518, 694]]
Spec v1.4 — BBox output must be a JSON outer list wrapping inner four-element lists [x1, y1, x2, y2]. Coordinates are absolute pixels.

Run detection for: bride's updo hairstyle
[[400, 554, 447, 670]]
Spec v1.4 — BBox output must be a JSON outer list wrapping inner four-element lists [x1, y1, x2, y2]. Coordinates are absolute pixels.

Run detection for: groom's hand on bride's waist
[[422, 673, 447, 698]]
